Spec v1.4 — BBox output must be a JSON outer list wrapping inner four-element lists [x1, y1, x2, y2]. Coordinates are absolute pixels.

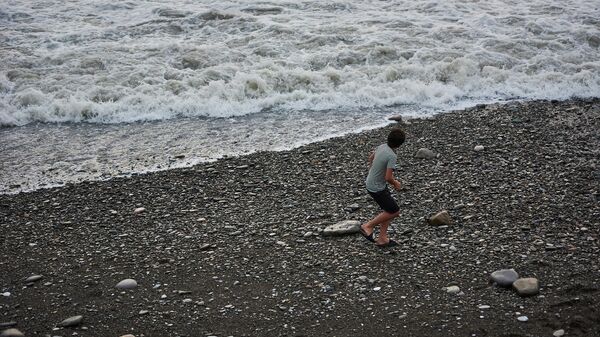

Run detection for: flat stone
[[474, 145, 485, 152], [490, 269, 519, 287], [133, 207, 146, 214], [428, 210, 453, 226], [199, 243, 212, 251], [513, 278, 539, 296], [116, 279, 138, 289], [322, 220, 361, 236], [303, 231, 313, 237], [1, 329, 24, 337], [517, 315, 528, 322], [120, 335, 136, 337], [553, 329, 565, 337], [59, 315, 83, 327], [25, 275, 42, 283], [415, 148, 436, 159]]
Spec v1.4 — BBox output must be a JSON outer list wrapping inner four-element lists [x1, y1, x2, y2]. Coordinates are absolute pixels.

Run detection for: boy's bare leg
[[376, 220, 391, 245], [361, 211, 399, 236]]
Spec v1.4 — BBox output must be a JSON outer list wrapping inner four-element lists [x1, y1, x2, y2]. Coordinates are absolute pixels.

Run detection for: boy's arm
[[368, 150, 375, 167], [385, 168, 402, 190]]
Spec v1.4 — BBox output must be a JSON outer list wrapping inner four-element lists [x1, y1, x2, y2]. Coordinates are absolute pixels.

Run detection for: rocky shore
[[1, 99, 599, 337]]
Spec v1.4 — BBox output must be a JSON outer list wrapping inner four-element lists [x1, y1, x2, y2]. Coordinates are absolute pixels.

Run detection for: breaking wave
[[1, 0, 599, 126]]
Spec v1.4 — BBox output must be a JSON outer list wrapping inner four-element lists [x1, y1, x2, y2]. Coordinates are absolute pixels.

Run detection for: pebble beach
[[1, 98, 599, 337]]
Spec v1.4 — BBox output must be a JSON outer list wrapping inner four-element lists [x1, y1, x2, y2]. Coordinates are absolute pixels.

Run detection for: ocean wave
[[1, 0, 599, 126]]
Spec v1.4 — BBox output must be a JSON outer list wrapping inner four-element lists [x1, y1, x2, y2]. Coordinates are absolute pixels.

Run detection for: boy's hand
[[392, 180, 402, 191]]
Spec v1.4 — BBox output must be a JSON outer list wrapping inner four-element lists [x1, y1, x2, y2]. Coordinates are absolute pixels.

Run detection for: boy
[[360, 128, 405, 247]]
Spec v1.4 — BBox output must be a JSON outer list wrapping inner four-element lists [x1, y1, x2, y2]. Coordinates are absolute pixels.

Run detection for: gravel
[[1, 98, 599, 337]]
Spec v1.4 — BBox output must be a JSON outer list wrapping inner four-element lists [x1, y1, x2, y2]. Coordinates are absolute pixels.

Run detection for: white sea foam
[[1, 0, 600, 193], [1, 0, 599, 126]]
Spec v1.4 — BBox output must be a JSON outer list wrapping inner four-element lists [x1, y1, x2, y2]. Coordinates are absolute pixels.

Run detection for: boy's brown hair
[[387, 128, 405, 148]]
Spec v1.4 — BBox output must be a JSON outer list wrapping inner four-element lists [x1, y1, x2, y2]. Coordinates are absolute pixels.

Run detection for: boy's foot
[[376, 239, 399, 248], [359, 224, 375, 242]]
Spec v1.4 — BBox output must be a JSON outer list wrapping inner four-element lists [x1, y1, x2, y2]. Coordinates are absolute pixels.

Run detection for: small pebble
[[474, 145, 485, 151], [446, 285, 460, 294], [0, 329, 24, 337], [59, 315, 83, 327], [25, 275, 43, 283], [133, 207, 146, 214], [116, 279, 138, 289], [553, 329, 565, 337], [517, 316, 528, 322]]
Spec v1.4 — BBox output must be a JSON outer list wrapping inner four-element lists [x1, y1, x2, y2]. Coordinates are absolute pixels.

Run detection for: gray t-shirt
[[366, 144, 397, 192]]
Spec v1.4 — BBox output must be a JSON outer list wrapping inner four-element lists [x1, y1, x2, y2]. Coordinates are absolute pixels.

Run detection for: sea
[[1, 0, 599, 193]]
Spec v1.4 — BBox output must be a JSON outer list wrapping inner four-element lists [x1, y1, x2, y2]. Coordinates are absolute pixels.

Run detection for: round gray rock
[[59, 315, 83, 327], [553, 329, 565, 337], [388, 115, 403, 122], [490, 269, 519, 287], [415, 148, 436, 159], [1, 329, 24, 337], [116, 279, 138, 289], [323, 220, 361, 236], [445, 286, 460, 294], [513, 277, 539, 296]]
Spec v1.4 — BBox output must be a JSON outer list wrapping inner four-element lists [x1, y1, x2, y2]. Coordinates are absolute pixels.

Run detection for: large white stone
[[323, 220, 361, 236]]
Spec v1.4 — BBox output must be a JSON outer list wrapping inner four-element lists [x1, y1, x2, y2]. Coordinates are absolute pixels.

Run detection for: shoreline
[[0, 97, 538, 196], [1, 98, 599, 337]]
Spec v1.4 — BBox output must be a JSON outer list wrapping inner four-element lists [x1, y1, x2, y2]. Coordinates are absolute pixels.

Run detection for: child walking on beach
[[360, 128, 405, 247]]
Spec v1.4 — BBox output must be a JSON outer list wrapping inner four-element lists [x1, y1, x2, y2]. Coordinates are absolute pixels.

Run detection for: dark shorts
[[368, 188, 400, 214]]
